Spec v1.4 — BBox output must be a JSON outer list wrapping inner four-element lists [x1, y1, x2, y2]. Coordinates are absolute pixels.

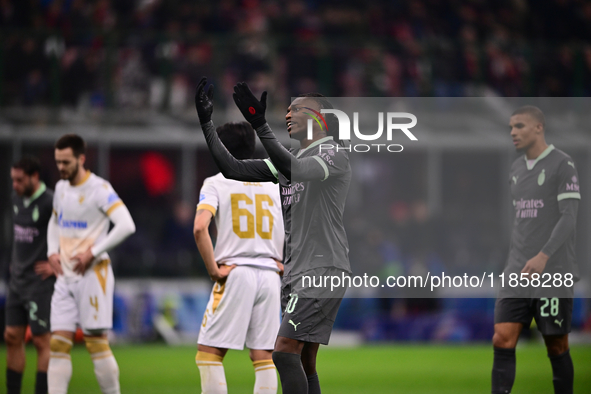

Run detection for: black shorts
[[494, 297, 573, 336], [277, 280, 344, 345], [5, 288, 53, 335]]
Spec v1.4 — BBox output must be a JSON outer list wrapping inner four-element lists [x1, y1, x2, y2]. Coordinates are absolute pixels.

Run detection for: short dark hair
[[298, 93, 342, 144], [12, 156, 41, 176], [55, 134, 86, 157], [512, 106, 545, 127], [216, 122, 256, 160]]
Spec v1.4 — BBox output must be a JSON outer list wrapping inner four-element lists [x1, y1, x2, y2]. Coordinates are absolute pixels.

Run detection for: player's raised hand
[[35, 260, 55, 280], [194, 77, 214, 124], [232, 82, 267, 129], [72, 247, 95, 275], [48, 253, 63, 276]]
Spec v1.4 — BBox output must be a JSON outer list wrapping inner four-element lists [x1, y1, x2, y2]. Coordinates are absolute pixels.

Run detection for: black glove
[[232, 82, 268, 129], [195, 77, 214, 124]]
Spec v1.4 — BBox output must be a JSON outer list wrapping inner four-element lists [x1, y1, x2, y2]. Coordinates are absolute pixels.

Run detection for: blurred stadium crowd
[[2, 0, 591, 110]]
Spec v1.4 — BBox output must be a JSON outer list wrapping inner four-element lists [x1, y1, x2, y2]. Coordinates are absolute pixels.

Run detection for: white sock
[[92, 355, 120, 394], [48, 335, 73, 394], [196, 351, 227, 394], [85, 337, 120, 394], [253, 360, 278, 394]]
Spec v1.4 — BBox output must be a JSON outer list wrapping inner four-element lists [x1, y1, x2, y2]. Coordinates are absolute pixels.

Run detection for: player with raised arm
[[195, 77, 351, 394], [46, 134, 136, 394], [492, 106, 580, 394], [193, 121, 284, 394], [5, 156, 55, 394]]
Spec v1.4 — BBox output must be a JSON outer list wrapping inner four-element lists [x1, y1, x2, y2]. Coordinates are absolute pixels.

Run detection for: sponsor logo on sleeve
[[107, 192, 120, 204], [318, 151, 335, 166]]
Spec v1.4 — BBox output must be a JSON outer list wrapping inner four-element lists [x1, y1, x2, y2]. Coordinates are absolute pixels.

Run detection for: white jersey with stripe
[[197, 173, 284, 271], [52, 171, 124, 281]]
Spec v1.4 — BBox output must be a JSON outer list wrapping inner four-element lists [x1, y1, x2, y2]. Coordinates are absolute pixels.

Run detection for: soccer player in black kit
[[492, 106, 580, 394], [5, 156, 55, 394], [195, 77, 351, 394]]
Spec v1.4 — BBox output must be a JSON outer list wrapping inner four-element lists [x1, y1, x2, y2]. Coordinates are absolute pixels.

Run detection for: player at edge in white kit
[[46, 134, 136, 394], [193, 122, 284, 394]]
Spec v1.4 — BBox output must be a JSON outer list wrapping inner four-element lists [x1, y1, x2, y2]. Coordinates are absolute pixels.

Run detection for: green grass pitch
[[4, 343, 591, 393]]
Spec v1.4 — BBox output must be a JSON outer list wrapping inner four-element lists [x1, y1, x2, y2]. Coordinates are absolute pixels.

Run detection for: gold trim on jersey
[[197, 203, 217, 216], [73, 170, 92, 186], [93, 259, 110, 294], [106, 201, 124, 216], [211, 278, 227, 313]]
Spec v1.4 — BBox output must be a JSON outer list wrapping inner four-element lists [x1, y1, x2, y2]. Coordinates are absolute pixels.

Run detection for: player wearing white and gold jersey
[[194, 122, 284, 394], [46, 134, 135, 394]]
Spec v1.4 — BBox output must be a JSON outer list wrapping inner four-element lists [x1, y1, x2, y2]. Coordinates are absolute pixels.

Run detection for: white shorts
[[198, 265, 281, 350], [50, 260, 114, 333]]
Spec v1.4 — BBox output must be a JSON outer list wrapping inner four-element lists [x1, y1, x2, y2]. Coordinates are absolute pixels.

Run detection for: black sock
[[272, 351, 308, 394], [35, 371, 48, 394], [307, 373, 321, 394], [6, 368, 23, 394], [549, 349, 574, 394], [492, 347, 516, 394]]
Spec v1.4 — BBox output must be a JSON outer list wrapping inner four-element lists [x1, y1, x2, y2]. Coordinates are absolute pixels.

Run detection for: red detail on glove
[[248, 107, 256, 114]]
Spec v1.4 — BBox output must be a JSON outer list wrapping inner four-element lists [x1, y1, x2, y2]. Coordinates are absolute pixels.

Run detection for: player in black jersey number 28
[[195, 77, 352, 394], [492, 106, 580, 394]]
